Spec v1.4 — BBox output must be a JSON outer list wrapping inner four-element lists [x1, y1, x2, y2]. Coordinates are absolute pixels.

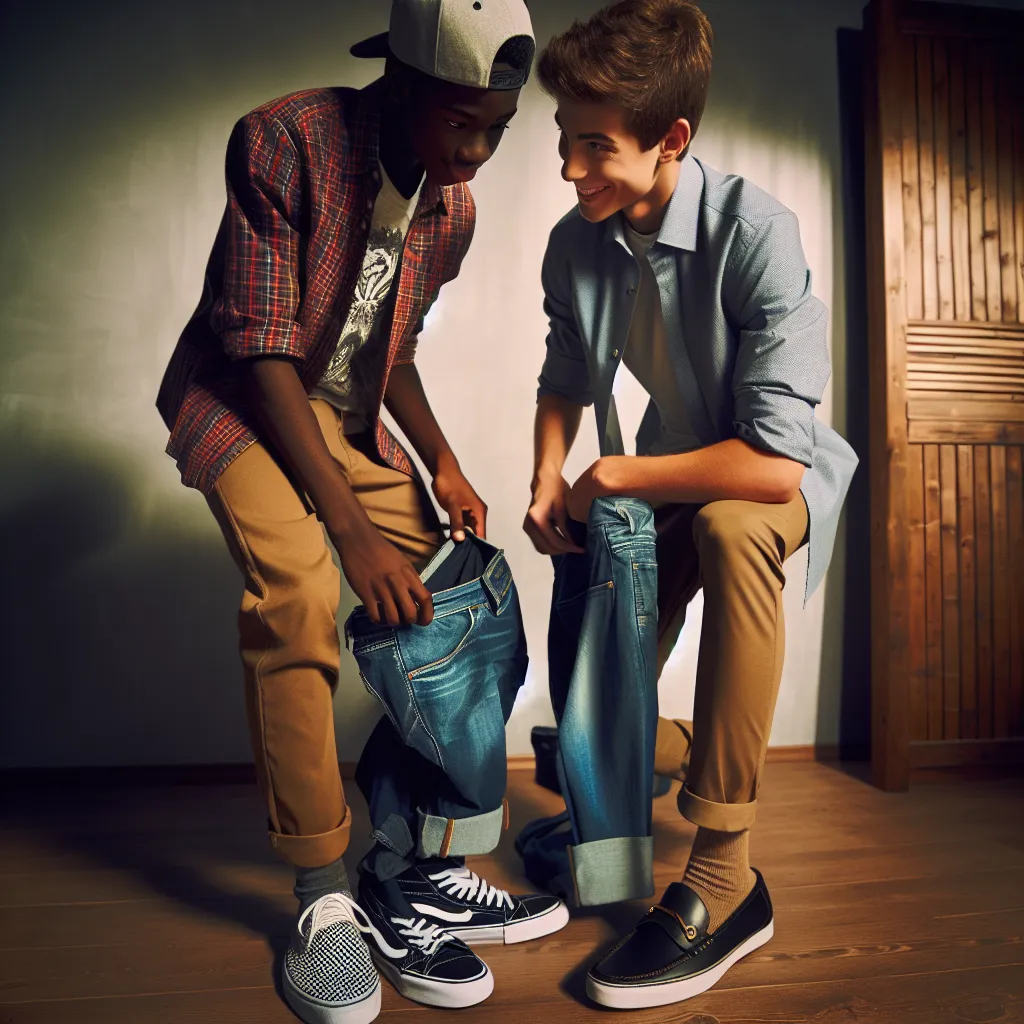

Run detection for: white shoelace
[[428, 866, 513, 910], [391, 915, 452, 956], [298, 892, 407, 960]]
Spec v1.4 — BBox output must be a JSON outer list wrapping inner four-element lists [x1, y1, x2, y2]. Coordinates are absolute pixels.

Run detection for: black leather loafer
[[586, 869, 774, 1008]]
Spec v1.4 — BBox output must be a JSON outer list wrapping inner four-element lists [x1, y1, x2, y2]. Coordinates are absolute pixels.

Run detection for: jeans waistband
[[347, 535, 515, 645]]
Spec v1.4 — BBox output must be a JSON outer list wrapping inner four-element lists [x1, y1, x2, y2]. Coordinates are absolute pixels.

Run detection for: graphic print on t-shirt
[[318, 222, 406, 402]]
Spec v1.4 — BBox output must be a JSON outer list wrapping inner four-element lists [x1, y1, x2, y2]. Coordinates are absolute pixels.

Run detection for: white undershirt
[[619, 217, 703, 456]]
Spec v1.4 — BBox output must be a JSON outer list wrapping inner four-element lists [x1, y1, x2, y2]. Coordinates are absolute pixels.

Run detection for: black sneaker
[[281, 892, 382, 1024], [393, 858, 570, 946], [586, 870, 774, 1008], [357, 873, 494, 1008]]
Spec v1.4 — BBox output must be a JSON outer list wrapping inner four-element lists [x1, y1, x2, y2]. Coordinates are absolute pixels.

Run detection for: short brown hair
[[537, 0, 713, 157]]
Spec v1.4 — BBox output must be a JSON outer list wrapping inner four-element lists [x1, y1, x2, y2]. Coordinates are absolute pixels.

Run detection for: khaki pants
[[651, 497, 809, 833], [206, 400, 442, 868]]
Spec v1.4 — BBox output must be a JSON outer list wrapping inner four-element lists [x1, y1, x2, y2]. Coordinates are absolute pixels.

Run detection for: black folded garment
[[530, 726, 561, 794], [530, 725, 673, 798], [421, 533, 490, 594]]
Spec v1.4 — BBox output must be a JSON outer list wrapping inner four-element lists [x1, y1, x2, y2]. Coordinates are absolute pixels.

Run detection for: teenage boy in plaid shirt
[[157, 2, 566, 1021]]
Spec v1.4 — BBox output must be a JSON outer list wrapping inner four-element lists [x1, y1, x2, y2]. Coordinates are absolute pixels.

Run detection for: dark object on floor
[[530, 725, 672, 798]]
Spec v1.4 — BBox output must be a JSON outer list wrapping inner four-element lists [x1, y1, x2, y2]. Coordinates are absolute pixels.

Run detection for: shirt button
[[360, 218, 368, 230], [612, 349, 620, 359]]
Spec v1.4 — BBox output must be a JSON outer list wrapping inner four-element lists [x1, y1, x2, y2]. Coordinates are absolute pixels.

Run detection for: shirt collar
[[603, 152, 703, 253], [359, 78, 449, 217], [657, 153, 703, 252]]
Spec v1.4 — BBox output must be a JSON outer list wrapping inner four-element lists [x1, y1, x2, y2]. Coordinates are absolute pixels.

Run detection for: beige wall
[[0, 0, 880, 767]]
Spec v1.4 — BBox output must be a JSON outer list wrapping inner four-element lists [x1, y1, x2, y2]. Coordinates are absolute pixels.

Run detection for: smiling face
[[554, 96, 690, 230], [407, 76, 522, 187]]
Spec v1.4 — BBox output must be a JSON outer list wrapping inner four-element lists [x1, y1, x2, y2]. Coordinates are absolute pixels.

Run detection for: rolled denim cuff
[[677, 785, 758, 832], [418, 800, 509, 859], [567, 836, 654, 907]]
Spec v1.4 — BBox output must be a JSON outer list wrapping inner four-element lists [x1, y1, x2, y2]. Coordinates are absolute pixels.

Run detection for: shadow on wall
[[817, 27, 872, 761], [0, 429, 237, 766], [0, 430, 251, 767], [0, 427, 387, 768]]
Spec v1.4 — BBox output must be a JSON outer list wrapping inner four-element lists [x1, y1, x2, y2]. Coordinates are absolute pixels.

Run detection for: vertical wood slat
[[997, 57, 1019, 323], [966, 43, 988, 321], [918, 36, 939, 321], [866, 2, 912, 790], [981, 42, 1003, 323], [940, 445, 961, 738], [974, 446, 993, 739], [957, 446, 977, 739], [933, 38, 955, 321], [991, 445, 1010, 738], [1008, 446, 1024, 737], [948, 38, 971, 322], [924, 444, 944, 740], [1015, 65, 1024, 326], [908, 445, 928, 740], [902, 33, 924, 322]]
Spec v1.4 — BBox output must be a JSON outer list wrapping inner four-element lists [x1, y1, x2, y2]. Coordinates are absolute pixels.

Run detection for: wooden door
[[865, 0, 1024, 789]]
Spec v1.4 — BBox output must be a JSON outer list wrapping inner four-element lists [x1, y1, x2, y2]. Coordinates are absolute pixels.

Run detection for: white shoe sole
[[448, 901, 571, 946], [371, 952, 494, 1008], [586, 918, 774, 1009], [282, 970, 382, 1024]]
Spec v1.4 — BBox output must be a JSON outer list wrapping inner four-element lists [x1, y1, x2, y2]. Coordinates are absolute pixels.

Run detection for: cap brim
[[350, 32, 391, 59]]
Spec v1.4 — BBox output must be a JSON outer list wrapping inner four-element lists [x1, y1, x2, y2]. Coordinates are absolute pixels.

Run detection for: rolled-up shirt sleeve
[[210, 113, 306, 361], [537, 229, 593, 406], [728, 212, 830, 467]]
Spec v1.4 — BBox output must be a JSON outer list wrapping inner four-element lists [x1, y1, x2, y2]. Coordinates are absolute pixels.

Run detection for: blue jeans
[[523, 496, 659, 906], [346, 533, 528, 879]]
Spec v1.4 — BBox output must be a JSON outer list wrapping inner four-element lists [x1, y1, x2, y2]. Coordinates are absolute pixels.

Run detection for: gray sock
[[294, 855, 352, 915]]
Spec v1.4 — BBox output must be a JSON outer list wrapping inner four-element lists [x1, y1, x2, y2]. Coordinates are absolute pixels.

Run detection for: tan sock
[[682, 827, 757, 934]]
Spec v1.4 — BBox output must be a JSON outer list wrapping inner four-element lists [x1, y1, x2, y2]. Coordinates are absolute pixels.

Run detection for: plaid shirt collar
[[358, 78, 450, 219]]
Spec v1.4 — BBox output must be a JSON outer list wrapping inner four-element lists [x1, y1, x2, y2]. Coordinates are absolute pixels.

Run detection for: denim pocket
[[397, 603, 513, 792], [403, 606, 480, 679]]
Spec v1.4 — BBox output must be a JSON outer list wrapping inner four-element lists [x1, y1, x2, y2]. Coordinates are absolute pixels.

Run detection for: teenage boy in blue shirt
[[522, 0, 857, 1008]]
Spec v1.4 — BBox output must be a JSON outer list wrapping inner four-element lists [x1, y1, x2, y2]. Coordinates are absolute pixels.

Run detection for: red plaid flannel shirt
[[157, 80, 476, 493]]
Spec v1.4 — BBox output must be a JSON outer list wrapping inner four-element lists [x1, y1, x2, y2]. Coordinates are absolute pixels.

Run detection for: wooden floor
[[1, 762, 1023, 1023]]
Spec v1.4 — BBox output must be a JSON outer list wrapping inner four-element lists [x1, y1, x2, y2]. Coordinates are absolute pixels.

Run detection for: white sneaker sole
[[586, 918, 774, 1009], [448, 901, 571, 946], [371, 952, 494, 1008], [282, 970, 381, 1024]]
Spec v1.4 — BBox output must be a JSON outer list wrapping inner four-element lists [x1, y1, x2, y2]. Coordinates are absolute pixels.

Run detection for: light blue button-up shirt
[[537, 154, 858, 599]]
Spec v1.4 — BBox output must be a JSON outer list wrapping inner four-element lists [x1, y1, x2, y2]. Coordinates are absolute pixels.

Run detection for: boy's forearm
[[592, 438, 805, 505], [240, 356, 369, 539], [534, 394, 584, 483], [383, 363, 459, 476]]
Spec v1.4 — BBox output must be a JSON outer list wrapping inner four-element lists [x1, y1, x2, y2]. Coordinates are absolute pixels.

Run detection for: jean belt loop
[[482, 552, 511, 615]]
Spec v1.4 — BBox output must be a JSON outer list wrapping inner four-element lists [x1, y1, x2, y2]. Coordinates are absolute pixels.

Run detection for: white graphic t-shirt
[[312, 161, 424, 429]]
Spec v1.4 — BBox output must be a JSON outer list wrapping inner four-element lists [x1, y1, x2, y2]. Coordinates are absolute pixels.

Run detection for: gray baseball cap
[[351, 0, 535, 91]]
